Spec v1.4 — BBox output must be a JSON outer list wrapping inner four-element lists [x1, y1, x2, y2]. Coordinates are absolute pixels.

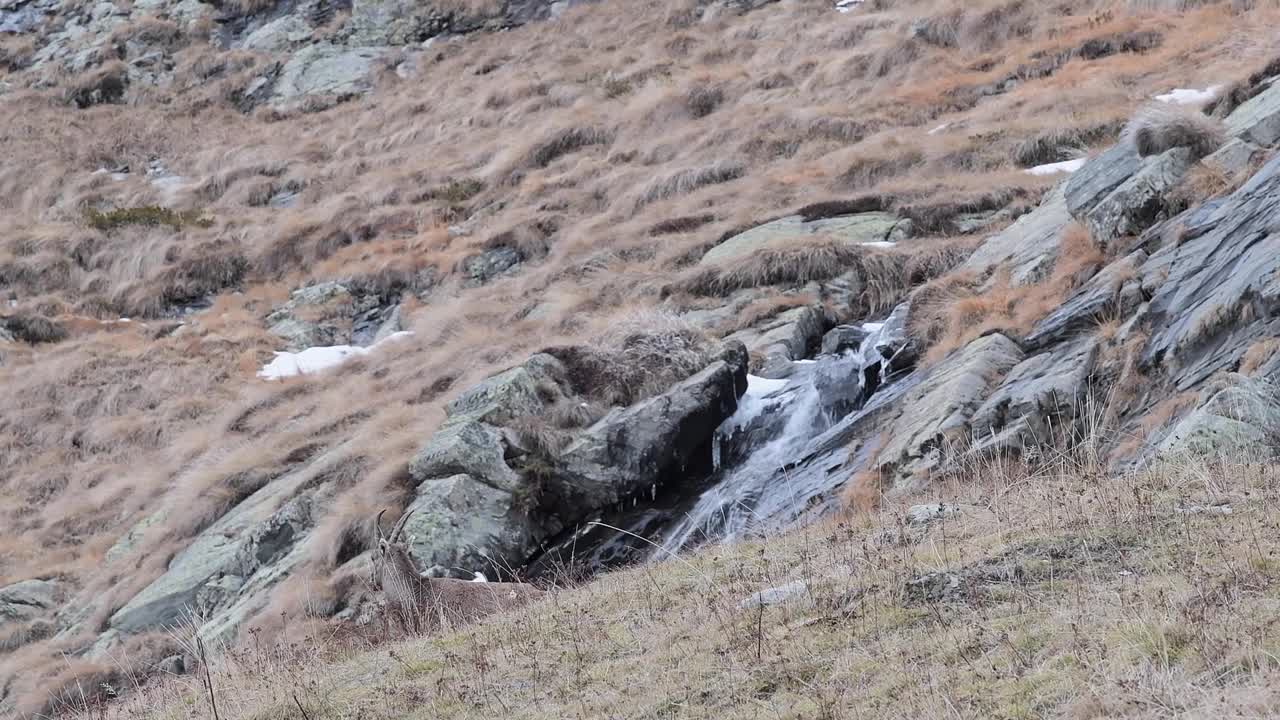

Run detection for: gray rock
[[0, 579, 58, 625], [821, 325, 870, 356], [268, 317, 340, 351], [401, 473, 548, 577], [241, 15, 313, 53], [877, 333, 1024, 486], [371, 305, 404, 343], [961, 184, 1072, 286], [444, 355, 564, 424], [725, 306, 824, 378], [904, 572, 964, 604], [461, 246, 523, 286], [1225, 78, 1280, 147], [109, 463, 323, 636], [1025, 250, 1148, 350], [409, 418, 525, 493], [701, 212, 907, 267], [271, 44, 388, 105], [1158, 373, 1280, 457], [1140, 153, 1280, 389], [1079, 148, 1195, 247], [738, 580, 809, 609], [104, 511, 165, 565], [969, 336, 1099, 454], [1065, 143, 1144, 220], [1202, 138, 1266, 178], [553, 344, 748, 511]]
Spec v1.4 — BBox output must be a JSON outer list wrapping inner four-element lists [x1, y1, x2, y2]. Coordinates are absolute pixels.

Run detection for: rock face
[[1139, 153, 1280, 390], [961, 184, 1072, 286], [876, 333, 1024, 485], [1225, 79, 1280, 146], [271, 44, 390, 106], [725, 306, 825, 378]]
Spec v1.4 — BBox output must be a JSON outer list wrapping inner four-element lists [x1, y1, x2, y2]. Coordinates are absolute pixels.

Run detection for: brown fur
[[371, 510, 545, 634]]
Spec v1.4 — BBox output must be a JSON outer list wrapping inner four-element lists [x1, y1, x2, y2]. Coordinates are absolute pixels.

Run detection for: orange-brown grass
[[912, 222, 1105, 364], [2, 0, 1280, 711]]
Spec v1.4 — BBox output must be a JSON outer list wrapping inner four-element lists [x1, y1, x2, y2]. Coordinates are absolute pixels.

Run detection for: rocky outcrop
[[1139, 153, 1280, 390], [401, 341, 747, 577], [270, 44, 390, 107], [1224, 78, 1280, 147], [0, 580, 59, 627], [725, 305, 825, 378], [702, 212, 909, 267], [961, 184, 1071, 286]]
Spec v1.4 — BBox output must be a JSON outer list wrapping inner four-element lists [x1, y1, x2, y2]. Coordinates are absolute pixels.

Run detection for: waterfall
[[657, 304, 911, 554]]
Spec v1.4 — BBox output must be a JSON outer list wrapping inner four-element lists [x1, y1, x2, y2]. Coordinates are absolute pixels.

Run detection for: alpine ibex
[[372, 509, 546, 634]]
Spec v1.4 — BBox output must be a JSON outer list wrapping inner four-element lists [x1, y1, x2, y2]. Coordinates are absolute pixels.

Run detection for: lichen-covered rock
[[1158, 374, 1280, 457], [0, 579, 59, 627], [877, 333, 1024, 487], [241, 15, 313, 52], [701, 212, 908, 267]]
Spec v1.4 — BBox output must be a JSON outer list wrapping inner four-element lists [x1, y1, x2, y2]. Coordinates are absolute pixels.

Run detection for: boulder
[[1202, 138, 1266, 178], [271, 44, 389, 106], [877, 333, 1024, 487], [409, 418, 525, 493], [109, 462, 323, 637], [401, 473, 549, 576], [445, 354, 565, 424], [821, 324, 870, 356], [461, 246, 523, 287], [1065, 143, 1144, 220], [1077, 147, 1195, 247], [961, 184, 1072, 286], [552, 344, 748, 511], [1158, 374, 1280, 457], [1140, 153, 1280, 390], [724, 306, 824, 378], [0, 579, 58, 626], [701, 212, 909, 267], [241, 15, 313, 53], [1225, 78, 1280, 147]]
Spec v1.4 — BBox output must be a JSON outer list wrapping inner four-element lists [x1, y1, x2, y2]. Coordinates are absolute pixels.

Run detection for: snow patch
[[257, 331, 413, 380], [1025, 158, 1087, 176], [861, 240, 898, 249], [927, 123, 949, 136], [835, 0, 863, 11], [1154, 85, 1221, 106]]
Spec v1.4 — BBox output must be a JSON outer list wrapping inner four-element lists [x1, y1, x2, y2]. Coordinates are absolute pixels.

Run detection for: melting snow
[[257, 331, 413, 380], [1155, 86, 1221, 106], [861, 240, 898, 249], [835, 0, 863, 11], [1025, 158, 1087, 176], [927, 123, 949, 135]]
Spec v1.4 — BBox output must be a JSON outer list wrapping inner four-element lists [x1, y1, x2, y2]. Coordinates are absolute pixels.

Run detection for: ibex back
[[372, 509, 546, 634]]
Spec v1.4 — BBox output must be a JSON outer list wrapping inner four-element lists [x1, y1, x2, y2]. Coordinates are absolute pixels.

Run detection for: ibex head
[[370, 508, 417, 588]]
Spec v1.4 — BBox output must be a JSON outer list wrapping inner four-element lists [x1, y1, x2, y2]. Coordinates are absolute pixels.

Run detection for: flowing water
[[526, 303, 917, 577]]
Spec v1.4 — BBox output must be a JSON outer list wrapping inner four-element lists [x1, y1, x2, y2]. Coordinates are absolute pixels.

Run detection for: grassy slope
[[102, 455, 1280, 720], [4, 0, 1280, 711]]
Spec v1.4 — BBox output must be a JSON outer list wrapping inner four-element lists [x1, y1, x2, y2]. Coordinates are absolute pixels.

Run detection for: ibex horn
[[389, 509, 415, 544], [375, 509, 388, 541]]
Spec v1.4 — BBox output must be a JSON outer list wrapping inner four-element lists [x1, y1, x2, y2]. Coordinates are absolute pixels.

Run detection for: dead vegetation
[[83, 456, 1280, 720], [1, 0, 1278, 711]]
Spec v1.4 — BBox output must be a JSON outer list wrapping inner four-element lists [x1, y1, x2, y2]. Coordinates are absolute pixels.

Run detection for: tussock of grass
[[634, 160, 745, 210], [1125, 103, 1226, 160]]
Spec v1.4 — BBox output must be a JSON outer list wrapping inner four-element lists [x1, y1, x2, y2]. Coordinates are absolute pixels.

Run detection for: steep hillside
[[2, 0, 1280, 714]]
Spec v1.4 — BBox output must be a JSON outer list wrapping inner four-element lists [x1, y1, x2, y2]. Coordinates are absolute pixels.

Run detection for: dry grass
[[82, 456, 1280, 720], [2, 0, 1279, 710]]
